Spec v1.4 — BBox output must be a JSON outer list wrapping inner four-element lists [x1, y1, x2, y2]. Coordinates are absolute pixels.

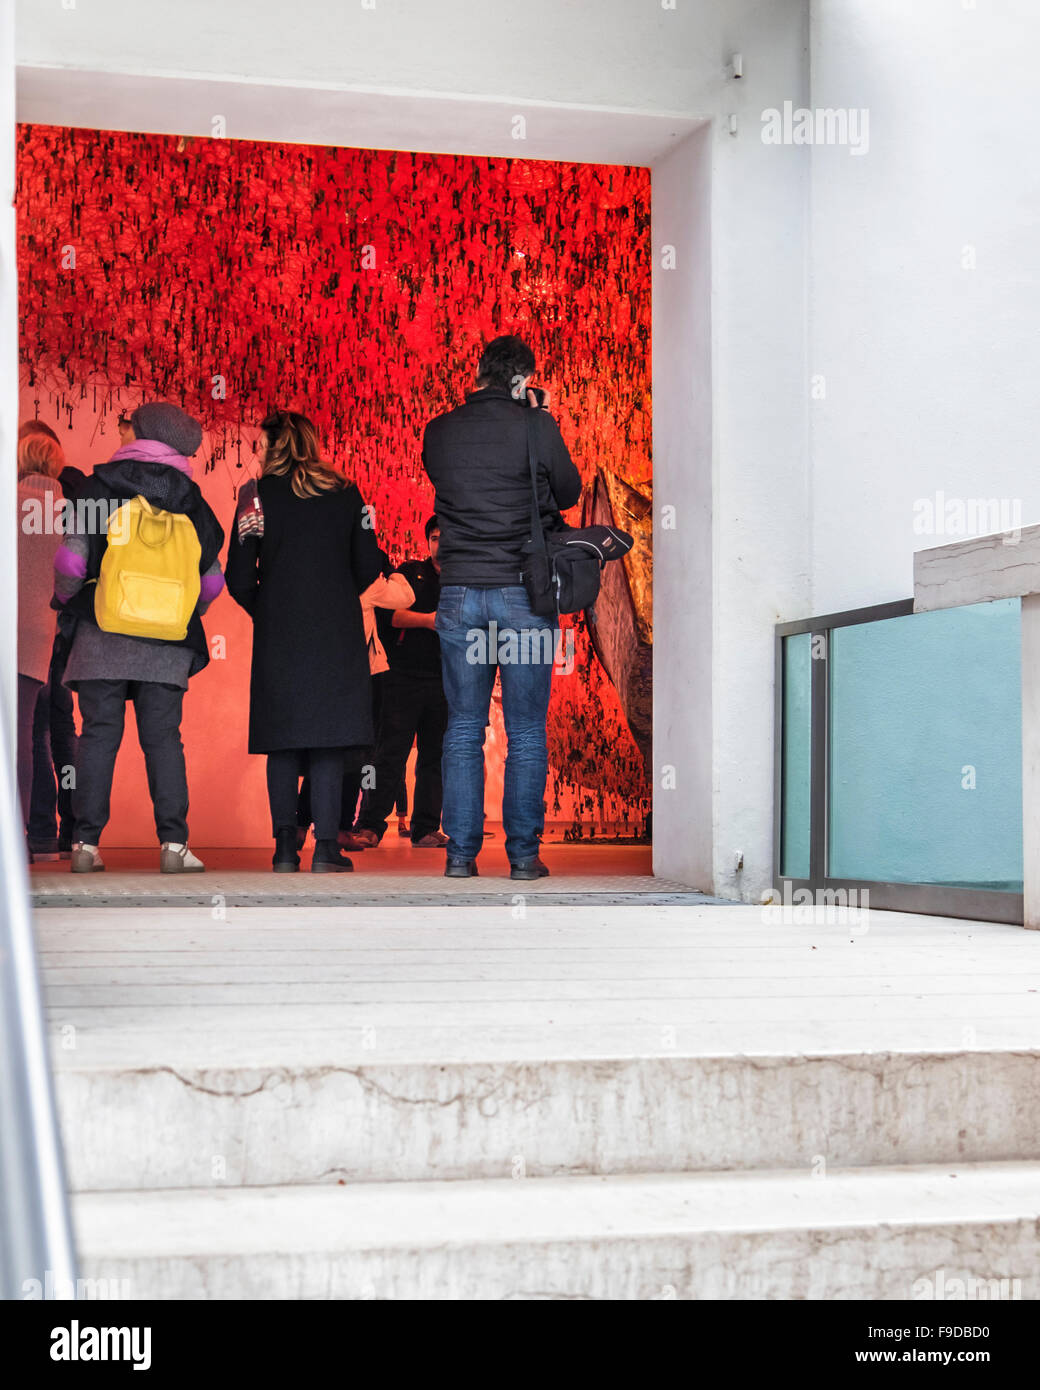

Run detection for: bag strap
[[525, 409, 549, 561]]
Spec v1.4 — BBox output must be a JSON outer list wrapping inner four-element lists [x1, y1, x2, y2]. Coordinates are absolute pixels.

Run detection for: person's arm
[[198, 558, 225, 615], [53, 487, 93, 606], [390, 562, 436, 628], [224, 533, 258, 617], [364, 572, 415, 612], [350, 489, 386, 594], [392, 609, 437, 630], [225, 485, 261, 617], [541, 412, 582, 511]]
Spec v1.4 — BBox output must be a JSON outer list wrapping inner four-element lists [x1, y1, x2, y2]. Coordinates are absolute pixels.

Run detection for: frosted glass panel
[[781, 632, 812, 878], [828, 600, 1022, 889]]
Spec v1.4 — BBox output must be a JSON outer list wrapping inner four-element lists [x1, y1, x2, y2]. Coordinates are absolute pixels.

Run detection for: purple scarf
[[109, 439, 193, 477]]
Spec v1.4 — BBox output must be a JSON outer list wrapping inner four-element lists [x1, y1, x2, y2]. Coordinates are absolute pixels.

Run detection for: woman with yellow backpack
[[53, 402, 225, 873]]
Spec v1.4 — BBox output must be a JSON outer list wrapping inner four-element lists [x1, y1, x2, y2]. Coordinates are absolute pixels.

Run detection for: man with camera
[[422, 335, 582, 880]]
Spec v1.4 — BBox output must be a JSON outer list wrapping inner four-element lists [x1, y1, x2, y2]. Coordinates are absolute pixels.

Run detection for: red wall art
[[17, 124, 652, 843]]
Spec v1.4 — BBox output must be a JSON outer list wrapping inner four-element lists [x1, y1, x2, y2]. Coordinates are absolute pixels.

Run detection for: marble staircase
[[37, 902, 1040, 1299]]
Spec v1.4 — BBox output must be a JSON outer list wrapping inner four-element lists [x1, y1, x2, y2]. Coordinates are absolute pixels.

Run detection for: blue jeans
[[436, 585, 558, 863]]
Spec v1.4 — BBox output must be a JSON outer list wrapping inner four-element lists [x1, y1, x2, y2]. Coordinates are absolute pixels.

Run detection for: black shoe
[[27, 837, 62, 860], [312, 838, 354, 873], [444, 858, 479, 878], [510, 857, 550, 880], [273, 827, 300, 873]]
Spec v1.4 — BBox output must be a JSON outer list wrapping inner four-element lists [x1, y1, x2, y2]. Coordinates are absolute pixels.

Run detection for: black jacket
[[61, 459, 224, 677], [384, 557, 441, 676], [225, 475, 385, 753], [421, 388, 582, 586]]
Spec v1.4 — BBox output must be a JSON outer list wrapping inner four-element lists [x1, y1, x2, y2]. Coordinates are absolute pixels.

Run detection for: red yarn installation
[[17, 124, 651, 838]]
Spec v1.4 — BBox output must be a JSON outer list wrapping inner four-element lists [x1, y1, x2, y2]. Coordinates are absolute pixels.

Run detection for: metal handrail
[[0, 688, 77, 1299]]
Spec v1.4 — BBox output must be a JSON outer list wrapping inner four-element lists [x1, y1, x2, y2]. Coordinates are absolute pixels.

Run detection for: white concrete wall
[[704, 9, 811, 899], [13, 0, 813, 899], [652, 127, 714, 890], [809, 0, 1040, 612], [650, 4, 812, 899]]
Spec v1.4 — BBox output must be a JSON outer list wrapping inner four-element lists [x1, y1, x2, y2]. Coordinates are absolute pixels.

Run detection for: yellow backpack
[[94, 496, 201, 641]]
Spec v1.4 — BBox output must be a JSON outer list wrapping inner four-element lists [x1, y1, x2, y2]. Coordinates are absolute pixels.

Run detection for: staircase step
[[42, 905, 1040, 1190], [74, 1162, 1040, 1300], [54, 1048, 1040, 1191]]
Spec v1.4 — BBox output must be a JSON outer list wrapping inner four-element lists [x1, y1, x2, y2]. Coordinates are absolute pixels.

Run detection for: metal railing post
[[0, 690, 77, 1299]]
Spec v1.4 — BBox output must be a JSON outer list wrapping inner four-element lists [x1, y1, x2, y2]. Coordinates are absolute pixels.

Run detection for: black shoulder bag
[[520, 409, 635, 618]]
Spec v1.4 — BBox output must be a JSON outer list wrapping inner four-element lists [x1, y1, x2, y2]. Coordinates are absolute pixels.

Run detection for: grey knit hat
[[131, 401, 203, 457]]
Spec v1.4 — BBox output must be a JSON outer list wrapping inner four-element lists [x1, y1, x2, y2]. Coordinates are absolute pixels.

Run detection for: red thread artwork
[[17, 125, 652, 837]]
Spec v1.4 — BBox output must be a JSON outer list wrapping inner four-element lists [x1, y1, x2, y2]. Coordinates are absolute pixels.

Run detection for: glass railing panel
[[828, 598, 1022, 889]]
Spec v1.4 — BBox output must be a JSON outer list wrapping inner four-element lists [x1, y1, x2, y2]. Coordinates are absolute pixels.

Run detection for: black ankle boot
[[273, 827, 300, 873], [312, 838, 354, 873], [445, 858, 479, 878], [510, 856, 550, 881]]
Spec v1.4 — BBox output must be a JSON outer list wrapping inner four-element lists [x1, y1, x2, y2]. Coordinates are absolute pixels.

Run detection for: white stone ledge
[[914, 524, 1040, 612]]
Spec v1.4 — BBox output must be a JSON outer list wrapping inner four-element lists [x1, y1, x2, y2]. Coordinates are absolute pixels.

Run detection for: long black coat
[[225, 475, 384, 753]]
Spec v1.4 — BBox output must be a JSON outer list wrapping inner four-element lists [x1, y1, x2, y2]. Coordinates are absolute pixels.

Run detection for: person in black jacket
[[345, 516, 449, 850], [225, 410, 385, 873], [422, 335, 582, 880]]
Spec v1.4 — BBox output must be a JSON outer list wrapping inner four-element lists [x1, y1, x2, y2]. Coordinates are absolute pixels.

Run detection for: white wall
[[652, 126, 714, 889], [13, 0, 814, 899], [704, 7, 811, 899], [809, 0, 1040, 613]]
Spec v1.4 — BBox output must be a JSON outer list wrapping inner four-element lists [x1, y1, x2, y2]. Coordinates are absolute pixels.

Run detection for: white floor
[[39, 903, 1040, 1068]]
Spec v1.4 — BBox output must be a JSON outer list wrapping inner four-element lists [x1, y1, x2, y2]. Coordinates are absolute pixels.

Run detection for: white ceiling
[[17, 67, 704, 169]]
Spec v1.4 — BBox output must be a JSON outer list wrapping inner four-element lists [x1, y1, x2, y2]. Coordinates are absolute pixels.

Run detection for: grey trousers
[[73, 679, 189, 845]]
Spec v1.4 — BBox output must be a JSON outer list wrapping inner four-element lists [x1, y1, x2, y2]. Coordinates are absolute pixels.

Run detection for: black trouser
[[296, 764, 363, 834], [269, 748, 352, 841], [358, 669, 447, 842], [74, 680, 189, 845], [17, 675, 44, 830], [28, 633, 78, 846], [297, 674, 407, 833]]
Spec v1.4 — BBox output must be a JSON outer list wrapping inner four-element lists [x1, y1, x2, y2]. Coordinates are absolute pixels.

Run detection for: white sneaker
[[70, 843, 105, 874], [160, 842, 205, 874]]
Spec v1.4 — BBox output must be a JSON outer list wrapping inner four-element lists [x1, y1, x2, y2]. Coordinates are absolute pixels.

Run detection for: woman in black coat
[[226, 410, 384, 872]]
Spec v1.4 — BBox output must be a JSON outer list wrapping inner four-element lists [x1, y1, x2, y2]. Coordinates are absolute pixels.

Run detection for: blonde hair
[[17, 426, 65, 480], [260, 410, 344, 499]]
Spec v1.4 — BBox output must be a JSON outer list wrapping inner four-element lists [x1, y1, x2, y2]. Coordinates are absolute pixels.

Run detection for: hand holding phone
[[526, 386, 550, 410]]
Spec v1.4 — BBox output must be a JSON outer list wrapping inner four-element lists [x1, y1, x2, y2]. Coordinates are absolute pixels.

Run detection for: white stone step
[[74, 1162, 1040, 1300], [40, 904, 1040, 1190], [54, 1046, 1040, 1191]]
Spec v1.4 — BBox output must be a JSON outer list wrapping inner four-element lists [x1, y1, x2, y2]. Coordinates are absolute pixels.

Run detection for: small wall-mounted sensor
[[728, 114, 739, 136], [734, 850, 744, 873], [731, 53, 743, 79]]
